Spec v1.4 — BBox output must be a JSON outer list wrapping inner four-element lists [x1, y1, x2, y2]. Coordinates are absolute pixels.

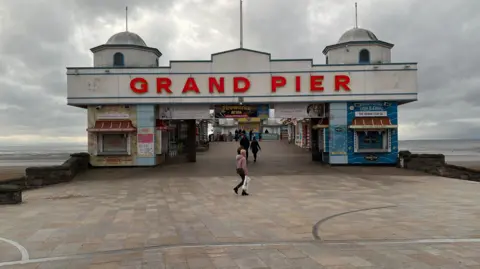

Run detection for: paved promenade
[[1, 141, 480, 268]]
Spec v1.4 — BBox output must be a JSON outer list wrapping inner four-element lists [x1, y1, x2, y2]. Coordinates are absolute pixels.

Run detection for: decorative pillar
[[136, 105, 156, 166], [328, 103, 348, 164], [186, 119, 197, 162]]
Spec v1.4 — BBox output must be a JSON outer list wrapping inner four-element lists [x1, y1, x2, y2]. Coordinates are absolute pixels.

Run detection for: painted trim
[[90, 44, 162, 57], [323, 40, 395, 54], [67, 62, 418, 69], [69, 93, 417, 99], [66, 68, 417, 75], [68, 98, 417, 107], [349, 125, 398, 129], [87, 128, 136, 132]]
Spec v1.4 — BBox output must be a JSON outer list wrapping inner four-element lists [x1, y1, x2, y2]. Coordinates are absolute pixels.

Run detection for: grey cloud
[[0, 0, 479, 143]]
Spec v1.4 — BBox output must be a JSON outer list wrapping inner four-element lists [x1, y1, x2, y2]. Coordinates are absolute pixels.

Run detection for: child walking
[[234, 148, 250, 196]]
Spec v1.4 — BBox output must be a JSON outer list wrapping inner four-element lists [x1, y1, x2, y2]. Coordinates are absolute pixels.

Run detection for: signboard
[[275, 103, 326, 118], [128, 74, 351, 95], [137, 127, 155, 157], [214, 105, 270, 118], [355, 111, 387, 117], [158, 104, 210, 119], [97, 113, 130, 119], [364, 154, 379, 161]]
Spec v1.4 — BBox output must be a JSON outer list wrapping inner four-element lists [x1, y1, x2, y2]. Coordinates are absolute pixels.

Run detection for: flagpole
[[126, 6, 129, 31], [355, 2, 358, 28], [240, 0, 243, 48]]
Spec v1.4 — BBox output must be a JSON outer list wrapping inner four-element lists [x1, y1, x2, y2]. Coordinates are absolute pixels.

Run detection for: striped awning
[[87, 120, 136, 132], [349, 117, 397, 129]]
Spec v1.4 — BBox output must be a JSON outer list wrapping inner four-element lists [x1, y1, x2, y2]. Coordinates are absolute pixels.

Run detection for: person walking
[[234, 148, 249, 196], [239, 133, 250, 161], [250, 137, 261, 162], [249, 130, 253, 141]]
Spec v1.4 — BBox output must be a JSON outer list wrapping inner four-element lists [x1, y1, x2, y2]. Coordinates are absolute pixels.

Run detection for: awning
[[87, 120, 136, 132], [312, 124, 329, 129], [349, 117, 397, 129]]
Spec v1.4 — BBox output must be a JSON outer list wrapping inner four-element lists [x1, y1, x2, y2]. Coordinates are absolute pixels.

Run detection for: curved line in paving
[[0, 237, 29, 261], [312, 205, 398, 240], [3, 236, 480, 267]]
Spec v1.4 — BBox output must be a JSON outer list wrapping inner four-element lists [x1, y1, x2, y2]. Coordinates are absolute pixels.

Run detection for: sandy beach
[[0, 166, 27, 182]]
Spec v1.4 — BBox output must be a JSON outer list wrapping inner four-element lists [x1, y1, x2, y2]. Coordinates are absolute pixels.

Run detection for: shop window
[[98, 133, 130, 155], [354, 130, 389, 152], [359, 49, 370, 64], [113, 52, 124, 66]]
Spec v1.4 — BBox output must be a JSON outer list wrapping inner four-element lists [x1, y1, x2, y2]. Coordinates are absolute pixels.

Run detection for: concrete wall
[[398, 151, 480, 182]]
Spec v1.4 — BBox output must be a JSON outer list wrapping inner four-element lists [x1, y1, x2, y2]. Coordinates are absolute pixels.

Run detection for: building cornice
[[323, 41, 395, 55], [90, 44, 162, 57]]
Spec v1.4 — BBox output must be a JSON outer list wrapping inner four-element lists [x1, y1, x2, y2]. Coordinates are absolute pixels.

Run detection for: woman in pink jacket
[[234, 149, 249, 196]]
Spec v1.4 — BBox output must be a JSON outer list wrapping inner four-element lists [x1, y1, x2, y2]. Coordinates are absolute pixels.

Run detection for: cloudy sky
[[0, 0, 478, 145]]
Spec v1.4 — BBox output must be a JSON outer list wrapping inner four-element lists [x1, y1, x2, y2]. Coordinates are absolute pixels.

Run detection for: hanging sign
[[214, 104, 269, 118]]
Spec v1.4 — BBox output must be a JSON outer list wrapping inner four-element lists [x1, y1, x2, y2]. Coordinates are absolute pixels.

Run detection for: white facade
[[67, 49, 417, 106], [93, 47, 159, 68], [326, 44, 392, 64], [323, 27, 394, 65]]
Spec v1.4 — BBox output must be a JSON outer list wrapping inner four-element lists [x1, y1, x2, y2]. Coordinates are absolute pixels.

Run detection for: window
[[354, 130, 389, 152], [113, 52, 124, 66], [359, 49, 370, 64], [98, 133, 130, 155]]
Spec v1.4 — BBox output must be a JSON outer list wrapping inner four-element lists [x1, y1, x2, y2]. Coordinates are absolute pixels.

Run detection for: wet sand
[[0, 166, 26, 182], [448, 160, 480, 170]]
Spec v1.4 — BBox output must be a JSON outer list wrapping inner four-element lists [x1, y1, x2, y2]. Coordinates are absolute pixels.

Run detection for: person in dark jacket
[[249, 130, 253, 141], [250, 136, 261, 162], [239, 133, 250, 161]]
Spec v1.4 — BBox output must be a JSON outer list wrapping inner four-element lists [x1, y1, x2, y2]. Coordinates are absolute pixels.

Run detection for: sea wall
[[398, 151, 480, 182], [3, 152, 90, 189]]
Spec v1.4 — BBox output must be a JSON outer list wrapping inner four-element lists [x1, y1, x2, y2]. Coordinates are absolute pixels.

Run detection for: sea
[[0, 140, 479, 167]]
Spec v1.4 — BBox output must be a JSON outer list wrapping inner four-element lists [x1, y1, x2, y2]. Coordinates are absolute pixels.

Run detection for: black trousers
[[235, 172, 246, 190], [252, 151, 258, 160]]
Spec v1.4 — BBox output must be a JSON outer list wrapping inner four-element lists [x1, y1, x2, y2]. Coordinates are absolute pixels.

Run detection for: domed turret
[[337, 28, 378, 44], [106, 31, 147, 46], [323, 27, 394, 65], [90, 31, 162, 68]]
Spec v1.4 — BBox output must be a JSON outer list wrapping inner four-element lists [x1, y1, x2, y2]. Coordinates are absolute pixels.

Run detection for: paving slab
[[1, 141, 480, 268]]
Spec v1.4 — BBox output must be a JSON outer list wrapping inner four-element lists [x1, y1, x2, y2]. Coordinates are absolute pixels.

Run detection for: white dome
[[338, 28, 378, 43], [106, 31, 147, 46]]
